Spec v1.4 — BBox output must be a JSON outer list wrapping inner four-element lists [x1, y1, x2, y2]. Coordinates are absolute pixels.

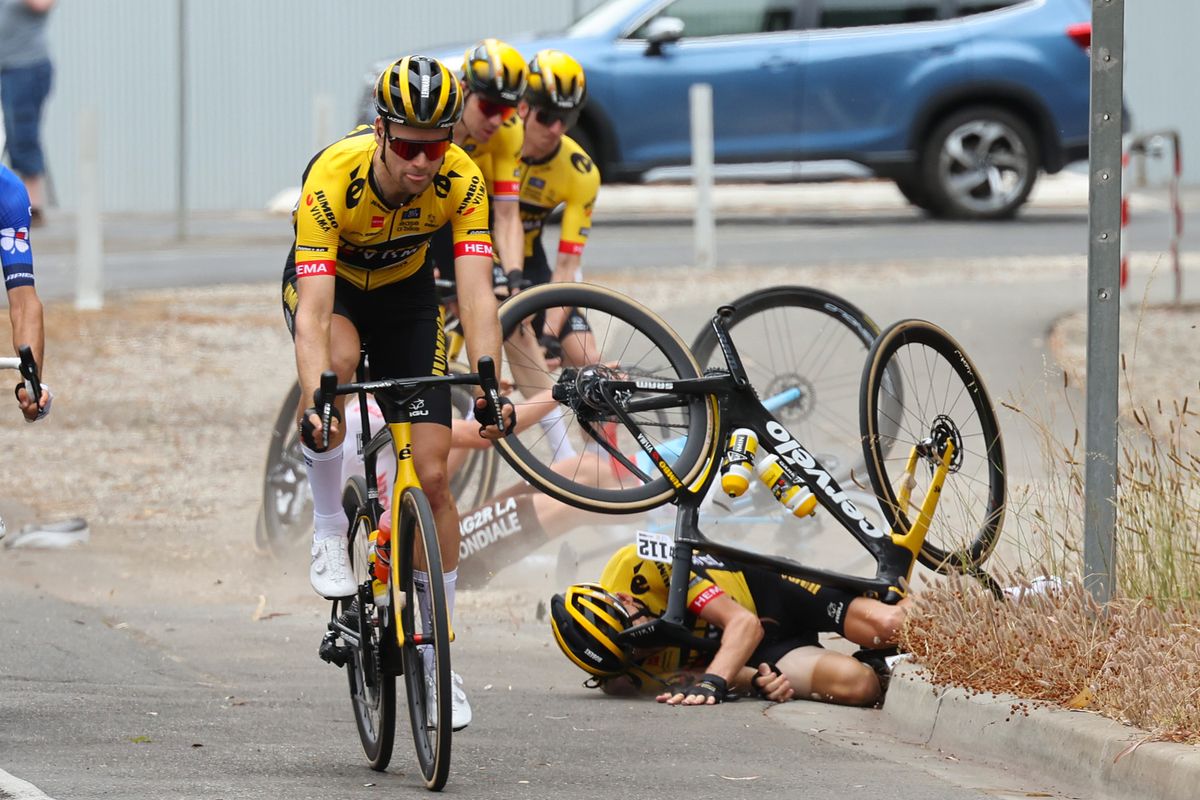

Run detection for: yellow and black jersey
[[518, 134, 600, 258], [459, 114, 523, 200], [599, 544, 755, 681], [292, 126, 493, 291]]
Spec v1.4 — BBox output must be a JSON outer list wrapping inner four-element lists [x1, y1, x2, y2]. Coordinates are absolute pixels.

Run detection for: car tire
[[920, 106, 1040, 221], [893, 175, 939, 214]]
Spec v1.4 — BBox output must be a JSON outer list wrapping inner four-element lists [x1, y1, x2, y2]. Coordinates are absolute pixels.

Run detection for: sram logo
[[764, 421, 884, 538], [634, 379, 673, 391]]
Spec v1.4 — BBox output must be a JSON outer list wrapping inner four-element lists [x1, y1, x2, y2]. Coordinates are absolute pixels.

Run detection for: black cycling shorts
[[525, 233, 591, 339], [281, 249, 451, 427], [739, 563, 859, 666]]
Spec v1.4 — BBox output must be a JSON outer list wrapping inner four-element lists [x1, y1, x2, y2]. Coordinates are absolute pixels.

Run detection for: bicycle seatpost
[[17, 345, 40, 406], [710, 306, 749, 388]]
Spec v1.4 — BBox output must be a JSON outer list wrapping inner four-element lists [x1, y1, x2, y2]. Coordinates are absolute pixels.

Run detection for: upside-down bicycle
[[491, 283, 1005, 649], [315, 355, 505, 791]]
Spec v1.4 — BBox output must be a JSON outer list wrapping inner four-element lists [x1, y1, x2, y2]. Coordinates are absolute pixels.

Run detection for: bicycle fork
[[889, 438, 956, 571]]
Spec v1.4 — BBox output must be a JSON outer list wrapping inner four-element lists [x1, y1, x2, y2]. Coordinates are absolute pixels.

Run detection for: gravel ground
[[1, 277, 1194, 614]]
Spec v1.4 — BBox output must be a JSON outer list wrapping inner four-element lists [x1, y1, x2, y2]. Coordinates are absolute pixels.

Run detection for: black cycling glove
[[684, 673, 732, 704], [475, 395, 516, 436]]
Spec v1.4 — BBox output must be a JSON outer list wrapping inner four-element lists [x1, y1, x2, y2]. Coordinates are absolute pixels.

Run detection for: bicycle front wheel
[[860, 320, 1006, 573], [691, 285, 879, 484], [496, 283, 717, 513], [395, 487, 452, 791], [342, 476, 396, 770], [257, 382, 310, 555]]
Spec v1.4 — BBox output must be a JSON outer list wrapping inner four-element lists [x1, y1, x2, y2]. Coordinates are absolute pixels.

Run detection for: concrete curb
[[884, 662, 1200, 800]]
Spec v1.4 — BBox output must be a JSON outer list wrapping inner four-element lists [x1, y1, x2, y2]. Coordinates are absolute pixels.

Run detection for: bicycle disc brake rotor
[[765, 372, 814, 424], [553, 364, 624, 423]]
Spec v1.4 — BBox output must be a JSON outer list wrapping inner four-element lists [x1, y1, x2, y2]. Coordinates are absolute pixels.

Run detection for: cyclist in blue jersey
[[0, 162, 49, 421]]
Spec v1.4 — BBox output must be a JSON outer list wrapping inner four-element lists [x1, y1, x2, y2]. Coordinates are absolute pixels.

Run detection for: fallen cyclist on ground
[[550, 544, 909, 708]]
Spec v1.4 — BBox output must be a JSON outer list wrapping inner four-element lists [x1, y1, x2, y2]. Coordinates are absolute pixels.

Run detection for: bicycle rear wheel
[[395, 487, 452, 791], [449, 382, 498, 509], [342, 476, 396, 770], [495, 283, 717, 513], [691, 285, 879, 484], [859, 320, 1005, 572]]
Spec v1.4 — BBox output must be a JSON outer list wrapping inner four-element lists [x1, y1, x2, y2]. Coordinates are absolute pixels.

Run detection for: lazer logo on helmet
[[764, 421, 884, 538]]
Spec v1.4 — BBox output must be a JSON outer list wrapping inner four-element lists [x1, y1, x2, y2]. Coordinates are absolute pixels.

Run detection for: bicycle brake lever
[[476, 356, 505, 435], [17, 345, 40, 407], [317, 371, 338, 451]]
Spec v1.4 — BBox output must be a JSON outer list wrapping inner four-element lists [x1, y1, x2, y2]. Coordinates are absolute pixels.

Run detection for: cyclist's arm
[[7, 286, 44, 373], [655, 593, 763, 705], [448, 387, 557, 450], [552, 161, 598, 283], [293, 273, 337, 415], [489, 125, 526, 277], [492, 200, 525, 278]]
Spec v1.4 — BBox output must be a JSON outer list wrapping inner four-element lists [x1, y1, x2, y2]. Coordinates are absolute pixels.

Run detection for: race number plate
[[635, 530, 674, 564]]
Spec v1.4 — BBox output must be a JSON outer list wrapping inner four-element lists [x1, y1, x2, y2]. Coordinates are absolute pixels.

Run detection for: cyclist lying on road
[[550, 545, 908, 708]]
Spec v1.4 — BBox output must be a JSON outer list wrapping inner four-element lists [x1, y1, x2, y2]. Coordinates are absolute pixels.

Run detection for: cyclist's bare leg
[[774, 646, 881, 707], [411, 421, 459, 571], [559, 328, 601, 367], [841, 597, 909, 649]]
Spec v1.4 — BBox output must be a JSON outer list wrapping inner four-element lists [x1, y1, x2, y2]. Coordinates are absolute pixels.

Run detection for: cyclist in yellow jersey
[[281, 55, 512, 732], [517, 50, 598, 289], [429, 38, 528, 288], [550, 545, 908, 708]]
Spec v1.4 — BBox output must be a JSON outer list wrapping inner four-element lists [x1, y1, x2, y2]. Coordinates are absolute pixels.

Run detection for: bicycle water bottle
[[370, 517, 391, 607], [719, 428, 759, 497], [755, 454, 818, 518]]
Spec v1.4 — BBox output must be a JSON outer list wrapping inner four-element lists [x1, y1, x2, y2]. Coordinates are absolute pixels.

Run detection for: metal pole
[[176, 0, 187, 240], [1083, 0, 1125, 604], [75, 107, 103, 310], [690, 83, 715, 269]]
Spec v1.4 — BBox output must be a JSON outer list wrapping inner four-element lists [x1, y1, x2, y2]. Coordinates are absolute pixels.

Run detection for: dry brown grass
[[902, 325, 1200, 744]]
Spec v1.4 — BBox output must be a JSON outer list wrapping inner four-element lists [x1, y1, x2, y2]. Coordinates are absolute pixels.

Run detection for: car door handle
[[760, 55, 796, 72]]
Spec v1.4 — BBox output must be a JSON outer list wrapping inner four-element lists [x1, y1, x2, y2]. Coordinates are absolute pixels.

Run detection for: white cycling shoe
[[425, 670, 472, 731], [310, 536, 357, 598]]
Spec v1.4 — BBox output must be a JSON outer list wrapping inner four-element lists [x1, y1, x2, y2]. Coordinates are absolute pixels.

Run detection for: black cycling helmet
[[374, 55, 463, 129], [550, 583, 632, 677]]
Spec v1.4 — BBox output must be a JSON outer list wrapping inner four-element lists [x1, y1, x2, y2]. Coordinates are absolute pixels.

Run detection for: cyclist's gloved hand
[[657, 673, 734, 706], [299, 404, 343, 452], [752, 662, 793, 703], [475, 394, 516, 439], [538, 334, 564, 367], [14, 382, 52, 423]]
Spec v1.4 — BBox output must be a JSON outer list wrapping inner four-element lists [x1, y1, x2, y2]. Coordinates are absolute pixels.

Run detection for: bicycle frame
[[597, 307, 951, 649]]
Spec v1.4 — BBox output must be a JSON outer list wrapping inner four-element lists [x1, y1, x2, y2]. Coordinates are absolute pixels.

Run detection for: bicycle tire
[[395, 487, 452, 790], [691, 285, 880, 485], [495, 283, 717, 513], [859, 319, 1005, 573], [342, 476, 396, 770], [258, 382, 310, 556]]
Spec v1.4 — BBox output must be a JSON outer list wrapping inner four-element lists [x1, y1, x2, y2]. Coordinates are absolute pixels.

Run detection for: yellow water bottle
[[719, 428, 759, 497], [755, 454, 818, 518]]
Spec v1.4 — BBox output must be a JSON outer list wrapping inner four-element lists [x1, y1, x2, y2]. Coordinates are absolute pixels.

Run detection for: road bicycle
[[315, 355, 505, 791], [492, 283, 1005, 646], [257, 283, 886, 578]]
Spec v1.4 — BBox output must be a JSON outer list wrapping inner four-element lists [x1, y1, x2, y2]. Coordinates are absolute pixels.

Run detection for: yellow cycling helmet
[[525, 49, 587, 111], [374, 55, 463, 129], [462, 38, 528, 105], [550, 583, 631, 677]]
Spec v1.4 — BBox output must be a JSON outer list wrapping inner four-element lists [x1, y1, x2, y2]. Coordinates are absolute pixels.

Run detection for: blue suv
[[376, 0, 1094, 220]]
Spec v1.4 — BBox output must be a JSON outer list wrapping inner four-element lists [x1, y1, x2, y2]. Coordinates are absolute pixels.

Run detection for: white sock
[[443, 567, 457, 630], [413, 568, 459, 675], [539, 412, 577, 459], [302, 443, 344, 538]]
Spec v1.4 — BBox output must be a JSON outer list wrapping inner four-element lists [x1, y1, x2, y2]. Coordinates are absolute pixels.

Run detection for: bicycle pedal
[[318, 631, 351, 668]]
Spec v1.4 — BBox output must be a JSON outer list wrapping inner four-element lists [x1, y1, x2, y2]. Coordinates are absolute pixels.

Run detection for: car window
[[630, 0, 799, 38], [949, 0, 1025, 16], [815, 0, 941, 29]]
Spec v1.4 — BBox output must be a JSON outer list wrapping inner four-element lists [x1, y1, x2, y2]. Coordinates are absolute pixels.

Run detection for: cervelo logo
[[764, 421, 883, 538]]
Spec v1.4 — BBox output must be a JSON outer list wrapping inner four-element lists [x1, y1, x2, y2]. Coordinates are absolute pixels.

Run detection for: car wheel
[[920, 106, 1039, 220]]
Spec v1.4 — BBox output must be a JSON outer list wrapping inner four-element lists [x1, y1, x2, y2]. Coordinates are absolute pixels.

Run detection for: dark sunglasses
[[534, 107, 579, 129], [382, 131, 451, 161], [475, 97, 517, 121]]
